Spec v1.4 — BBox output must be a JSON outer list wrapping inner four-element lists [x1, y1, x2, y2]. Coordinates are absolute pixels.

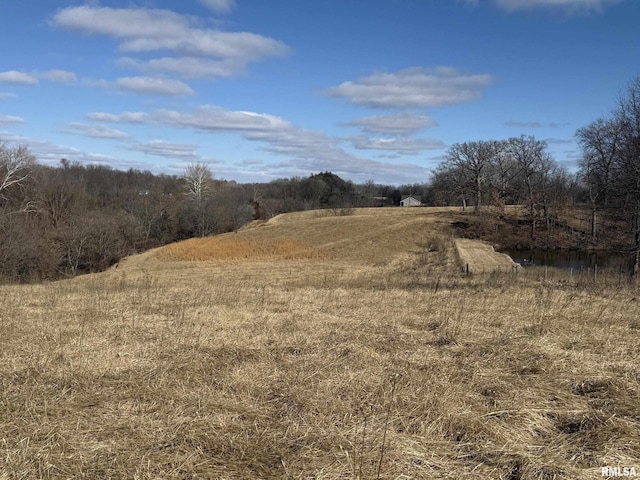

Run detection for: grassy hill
[[1, 207, 639, 479]]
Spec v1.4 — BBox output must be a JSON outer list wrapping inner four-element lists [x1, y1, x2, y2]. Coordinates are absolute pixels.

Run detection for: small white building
[[400, 195, 422, 207]]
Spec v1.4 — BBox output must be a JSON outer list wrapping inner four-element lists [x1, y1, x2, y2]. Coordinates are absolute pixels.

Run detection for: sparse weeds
[[429, 304, 463, 347]]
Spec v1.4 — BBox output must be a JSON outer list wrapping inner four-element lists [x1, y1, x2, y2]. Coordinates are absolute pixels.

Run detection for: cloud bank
[[494, 0, 621, 12], [343, 114, 438, 135], [52, 6, 289, 81], [325, 67, 493, 108]]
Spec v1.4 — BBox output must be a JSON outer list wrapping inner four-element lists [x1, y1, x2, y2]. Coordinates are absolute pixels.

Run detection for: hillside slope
[[128, 207, 456, 262], [1, 207, 638, 480], [115, 207, 463, 285]]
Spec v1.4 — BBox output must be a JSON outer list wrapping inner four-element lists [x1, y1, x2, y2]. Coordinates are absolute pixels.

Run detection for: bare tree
[[614, 77, 640, 274], [443, 141, 496, 212], [486, 140, 520, 212], [506, 135, 553, 239], [431, 163, 472, 210], [183, 163, 215, 237], [184, 163, 213, 200], [576, 118, 622, 240], [0, 142, 35, 208], [33, 166, 83, 229]]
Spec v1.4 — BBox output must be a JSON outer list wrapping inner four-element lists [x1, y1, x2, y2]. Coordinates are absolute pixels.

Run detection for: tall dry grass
[[1, 207, 639, 479]]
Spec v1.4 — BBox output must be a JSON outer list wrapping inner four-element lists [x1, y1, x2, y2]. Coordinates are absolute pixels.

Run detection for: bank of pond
[[504, 248, 636, 273]]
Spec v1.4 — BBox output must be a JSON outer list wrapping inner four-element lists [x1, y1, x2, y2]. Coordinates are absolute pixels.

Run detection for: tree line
[[2, 76, 639, 282]]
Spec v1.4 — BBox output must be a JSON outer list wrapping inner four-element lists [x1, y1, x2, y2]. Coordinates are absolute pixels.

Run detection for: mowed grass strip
[[455, 238, 518, 274]]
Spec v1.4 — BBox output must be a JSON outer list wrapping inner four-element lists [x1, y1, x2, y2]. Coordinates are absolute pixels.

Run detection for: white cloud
[[0, 71, 38, 85], [52, 6, 289, 80], [236, 158, 264, 166], [544, 137, 574, 145], [0, 93, 17, 100], [343, 114, 438, 135], [268, 152, 430, 185], [505, 120, 543, 128], [0, 131, 150, 170], [130, 140, 201, 160], [324, 67, 494, 108], [115, 77, 195, 96], [118, 30, 287, 60], [349, 136, 445, 153], [53, 7, 191, 40], [40, 69, 77, 84], [236, 123, 434, 182], [493, 0, 621, 12], [0, 115, 25, 125], [89, 105, 291, 132], [88, 104, 431, 183], [506, 120, 571, 129], [0, 69, 78, 86], [199, 0, 236, 13], [117, 56, 242, 79], [64, 123, 130, 140], [88, 111, 148, 123], [461, 0, 621, 11]]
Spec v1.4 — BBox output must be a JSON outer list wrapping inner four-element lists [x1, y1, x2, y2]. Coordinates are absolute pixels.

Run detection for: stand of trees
[[430, 76, 640, 273], [576, 77, 640, 274], [432, 135, 573, 239]]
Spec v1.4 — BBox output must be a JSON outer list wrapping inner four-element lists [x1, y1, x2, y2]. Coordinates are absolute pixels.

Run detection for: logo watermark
[[602, 466, 637, 477]]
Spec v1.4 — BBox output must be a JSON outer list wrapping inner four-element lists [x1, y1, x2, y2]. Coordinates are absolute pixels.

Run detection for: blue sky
[[0, 0, 638, 184]]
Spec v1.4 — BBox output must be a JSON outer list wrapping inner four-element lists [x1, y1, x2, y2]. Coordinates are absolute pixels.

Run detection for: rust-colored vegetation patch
[[155, 236, 325, 261]]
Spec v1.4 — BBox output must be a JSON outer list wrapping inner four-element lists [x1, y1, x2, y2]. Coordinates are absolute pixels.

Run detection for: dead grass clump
[[479, 383, 507, 408], [571, 378, 613, 398], [549, 409, 605, 434], [429, 331, 458, 347], [507, 348, 550, 376]]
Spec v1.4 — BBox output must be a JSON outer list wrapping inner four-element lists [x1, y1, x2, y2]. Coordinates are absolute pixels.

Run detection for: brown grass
[[157, 237, 324, 261], [1, 207, 639, 479]]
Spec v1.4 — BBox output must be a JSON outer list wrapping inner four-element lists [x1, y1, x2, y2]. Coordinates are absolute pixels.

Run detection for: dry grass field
[[1, 207, 639, 479]]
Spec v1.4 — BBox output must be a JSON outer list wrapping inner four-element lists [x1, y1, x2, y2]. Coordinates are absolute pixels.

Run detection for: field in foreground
[[1, 207, 639, 479]]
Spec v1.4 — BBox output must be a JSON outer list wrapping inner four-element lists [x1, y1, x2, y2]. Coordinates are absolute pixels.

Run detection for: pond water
[[504, 248, 634, 272]]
